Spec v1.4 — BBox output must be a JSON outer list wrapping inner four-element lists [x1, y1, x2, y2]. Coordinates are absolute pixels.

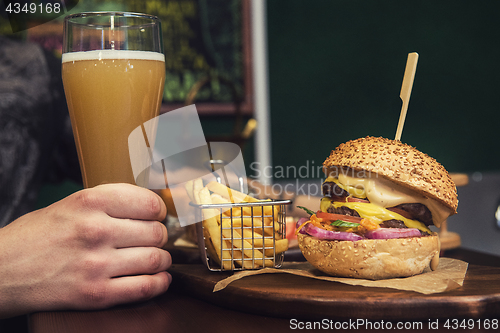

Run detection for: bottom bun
[[297, 233, 439, 280]]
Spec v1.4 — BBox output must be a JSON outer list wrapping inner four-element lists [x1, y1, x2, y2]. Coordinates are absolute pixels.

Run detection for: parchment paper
[[213, 258, 468, 294]]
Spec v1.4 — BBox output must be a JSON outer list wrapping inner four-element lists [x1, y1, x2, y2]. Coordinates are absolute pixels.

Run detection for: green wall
[[267, 0, 500, 178]]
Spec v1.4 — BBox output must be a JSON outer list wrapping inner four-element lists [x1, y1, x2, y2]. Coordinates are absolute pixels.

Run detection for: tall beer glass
[[62, 12, 165, 188]]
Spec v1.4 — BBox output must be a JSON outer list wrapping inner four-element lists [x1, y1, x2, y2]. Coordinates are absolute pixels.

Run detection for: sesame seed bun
[[298, 233, 439, 280], [323, 136, 458, 214]]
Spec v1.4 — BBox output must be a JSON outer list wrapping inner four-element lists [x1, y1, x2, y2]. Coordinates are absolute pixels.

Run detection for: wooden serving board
[[169, 263, 500, 320]]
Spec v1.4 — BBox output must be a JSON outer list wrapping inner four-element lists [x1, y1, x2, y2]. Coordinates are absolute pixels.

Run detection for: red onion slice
[[365, 228, 421, 239], [303, 223, 364, 241], [297, 218, 422, 241], [296, 217, 309, 235]]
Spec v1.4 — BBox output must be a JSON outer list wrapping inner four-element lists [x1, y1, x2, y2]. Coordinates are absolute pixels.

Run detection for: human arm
[[0, 183, 172, 318]]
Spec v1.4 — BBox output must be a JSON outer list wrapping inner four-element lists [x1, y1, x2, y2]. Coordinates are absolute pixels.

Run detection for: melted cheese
[[325, 173, 451, 227]]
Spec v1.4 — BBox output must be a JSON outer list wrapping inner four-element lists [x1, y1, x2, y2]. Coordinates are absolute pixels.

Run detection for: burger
[[296, 136, 458, 280]]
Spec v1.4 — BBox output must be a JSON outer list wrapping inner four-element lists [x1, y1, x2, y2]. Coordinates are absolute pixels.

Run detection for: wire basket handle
[[204, 158, 245, 193]]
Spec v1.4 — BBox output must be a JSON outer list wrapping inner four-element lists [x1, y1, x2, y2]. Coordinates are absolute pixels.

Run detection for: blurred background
[[1, 0, 500, 255]]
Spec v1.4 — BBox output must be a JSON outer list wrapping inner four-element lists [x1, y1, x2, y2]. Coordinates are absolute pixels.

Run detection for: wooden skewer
[[395, 52, 419, 141]]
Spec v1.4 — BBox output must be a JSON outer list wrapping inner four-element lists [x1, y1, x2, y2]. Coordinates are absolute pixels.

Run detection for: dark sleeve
[[0, 37, 81, 228]]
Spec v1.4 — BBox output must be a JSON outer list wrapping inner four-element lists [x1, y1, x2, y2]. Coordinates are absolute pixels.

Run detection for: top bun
[[323, 136, 458, 214]]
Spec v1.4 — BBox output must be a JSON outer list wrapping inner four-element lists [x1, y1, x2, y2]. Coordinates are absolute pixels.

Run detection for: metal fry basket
[[194, 198, 291, 271]]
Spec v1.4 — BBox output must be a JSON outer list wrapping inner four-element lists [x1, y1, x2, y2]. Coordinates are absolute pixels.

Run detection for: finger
[[85, 272, 172, 309], [71, 183, 167, 221], [110, 219, 168, 249], [108, 247, 172, 278], [73, 215, 168, 250]]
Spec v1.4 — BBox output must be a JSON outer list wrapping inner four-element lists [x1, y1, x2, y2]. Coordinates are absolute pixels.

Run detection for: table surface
[[29, 247, 500, 333]]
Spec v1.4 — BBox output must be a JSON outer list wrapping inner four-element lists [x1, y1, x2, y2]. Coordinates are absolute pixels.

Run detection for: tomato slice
[[316, 211, 363, 223]]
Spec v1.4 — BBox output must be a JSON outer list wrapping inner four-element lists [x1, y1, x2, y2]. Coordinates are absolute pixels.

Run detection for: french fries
[[188, 179, 288, 270], [207, 181, 280, 218]]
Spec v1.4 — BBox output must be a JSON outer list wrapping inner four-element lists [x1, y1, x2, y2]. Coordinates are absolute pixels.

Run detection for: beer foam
[[62, 50, 165, 63]]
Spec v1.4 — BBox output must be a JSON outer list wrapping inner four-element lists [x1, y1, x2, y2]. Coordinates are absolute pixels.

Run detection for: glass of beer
[[62, 12, 165, 188]]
